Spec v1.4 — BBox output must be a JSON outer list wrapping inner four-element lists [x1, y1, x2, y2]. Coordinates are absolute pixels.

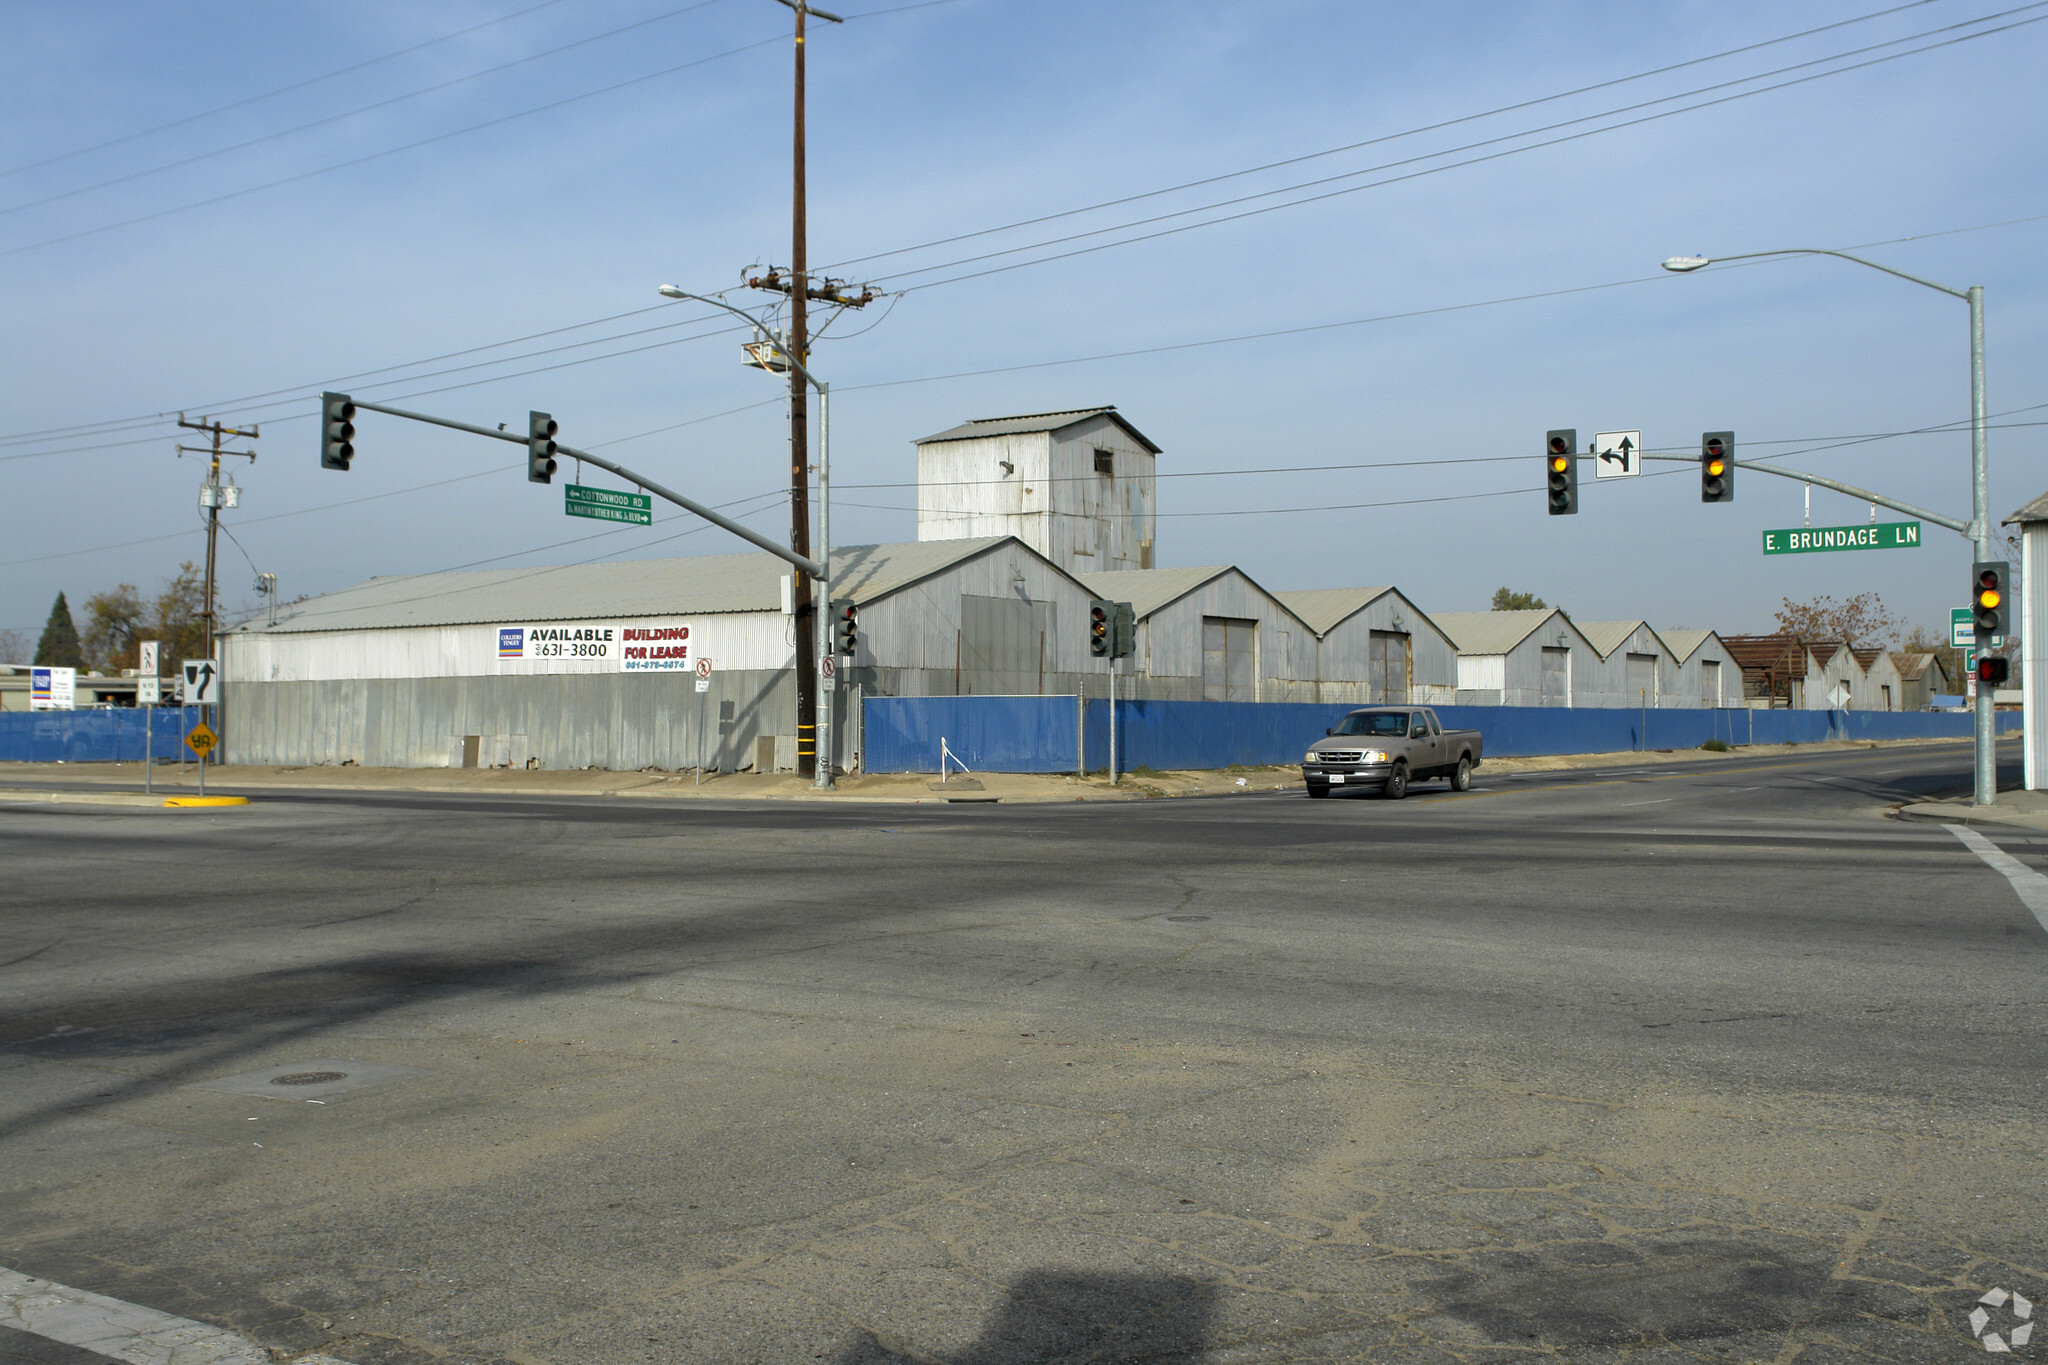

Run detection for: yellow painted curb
[[163, 796, 250, 808]]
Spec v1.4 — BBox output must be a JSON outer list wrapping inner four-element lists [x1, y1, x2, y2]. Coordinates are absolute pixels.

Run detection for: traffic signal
[[320, 392, 355, 471], [528, 411, 558, 484], [1545, 429, 1577, 515], [1089, 599, 1113, 658], [1112, 602, 1136, 659], [1972, 561, 2009, 639], [1977, 655, 2010, 687], [834, 601, 858, 655], [1700, 431, 1734, 502]]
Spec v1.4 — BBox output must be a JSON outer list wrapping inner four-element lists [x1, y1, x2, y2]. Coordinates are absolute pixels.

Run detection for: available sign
[[1761, 521, 1921, 555], [565, 484, 652, 526], [496, 620, 693, 671], [30, 666, 74, 710]]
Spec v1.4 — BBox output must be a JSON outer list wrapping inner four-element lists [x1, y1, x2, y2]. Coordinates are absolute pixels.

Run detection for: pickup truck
[[1301, 706, 1483, 799]]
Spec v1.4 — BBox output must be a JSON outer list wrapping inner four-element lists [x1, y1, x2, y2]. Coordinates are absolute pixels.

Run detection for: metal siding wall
[[224, 669, 795, 770], [1047, 417, 1155, 574], [2028, 521, 2046, 788], [916, 434, 1048, 550]]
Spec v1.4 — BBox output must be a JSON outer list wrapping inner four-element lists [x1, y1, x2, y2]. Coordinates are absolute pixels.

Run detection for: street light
[[658, 284, 837, 792], [1661, 248, 1994, 805]]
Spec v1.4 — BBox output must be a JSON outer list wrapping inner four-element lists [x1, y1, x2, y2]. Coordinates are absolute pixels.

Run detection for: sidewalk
[[1895, 787, 2048, 833], [0, 735, 1981, 807]]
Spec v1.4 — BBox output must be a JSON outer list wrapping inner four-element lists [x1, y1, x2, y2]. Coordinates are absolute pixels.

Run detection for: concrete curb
[[1893, 801, 2048, 833]]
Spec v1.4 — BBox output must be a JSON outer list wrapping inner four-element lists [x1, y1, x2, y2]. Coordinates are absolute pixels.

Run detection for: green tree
[[81, 583, 147, 672], [1491, 587, 1547, 611], [33, 592, 85, 669]]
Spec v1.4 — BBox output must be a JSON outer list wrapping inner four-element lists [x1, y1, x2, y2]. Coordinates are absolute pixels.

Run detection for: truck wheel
[[1307, 785, 1330, 799], [1385, 762, 1408, 800], [1451, 756, 1471, 791]]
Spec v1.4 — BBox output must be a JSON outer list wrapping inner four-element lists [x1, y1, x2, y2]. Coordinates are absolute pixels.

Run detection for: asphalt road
[[2, 740, 2041, 1364]]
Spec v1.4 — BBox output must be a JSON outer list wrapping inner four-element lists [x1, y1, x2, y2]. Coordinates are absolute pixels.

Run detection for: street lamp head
[[1661, 256, 1711, 273], [656, 284, 689, 299]]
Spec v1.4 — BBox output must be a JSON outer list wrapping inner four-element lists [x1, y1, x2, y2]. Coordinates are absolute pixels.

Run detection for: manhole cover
[[270, 1071, 348, 1086], [1164, 914, 1211, 923]]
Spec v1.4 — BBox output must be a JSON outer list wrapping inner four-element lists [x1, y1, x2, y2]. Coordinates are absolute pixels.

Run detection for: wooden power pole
[[175, 415, 258, 658]]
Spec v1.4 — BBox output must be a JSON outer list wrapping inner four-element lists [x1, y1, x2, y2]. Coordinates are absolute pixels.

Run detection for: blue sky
[[3, 0, 2044, 647]]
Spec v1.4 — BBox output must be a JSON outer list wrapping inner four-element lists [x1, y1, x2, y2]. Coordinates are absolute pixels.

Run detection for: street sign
[[182, 659, 219, 705], [694, 679, 710, 693], [139, 641, 158, 676], [695, 657, 712, 679], [1761, 521, 1921, 555], [184, 721, 217, 757], [820, 655, 836, 679], [1592, 431, 1641, 478], [565, 484, 652, 526], [1953, 608, 1973, 647], [138, 676, 161, 705]]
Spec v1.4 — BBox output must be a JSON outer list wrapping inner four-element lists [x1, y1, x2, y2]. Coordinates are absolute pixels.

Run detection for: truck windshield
[[1331, 712, 1410, 737]]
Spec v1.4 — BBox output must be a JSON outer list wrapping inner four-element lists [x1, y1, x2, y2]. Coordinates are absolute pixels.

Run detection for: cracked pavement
[[1, 740, 2042, 1362]]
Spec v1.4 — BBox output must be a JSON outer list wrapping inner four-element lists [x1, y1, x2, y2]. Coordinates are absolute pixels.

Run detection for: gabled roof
[[1076, 566, 1238, 620], [1272, 587, 1395, 635], [1574, 619, 1654, 658], [2005, 488, 2048, 524], [1430, 609, 1576, 655], [1892, 650, 1953, 685], [1656, 629, 1716, 663], [1720, 634, 1810, 678], [1851, 645, 1888, 670], [235, 537, 1033, 635], [917, 406, 1162, 454]]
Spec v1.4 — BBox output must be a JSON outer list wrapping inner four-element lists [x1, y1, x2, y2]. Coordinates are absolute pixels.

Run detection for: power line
[[884, 10, 2048, 294], [0, 0, 580, 179], [820, 0, 1952, 274], [2, 1, 730, 219]]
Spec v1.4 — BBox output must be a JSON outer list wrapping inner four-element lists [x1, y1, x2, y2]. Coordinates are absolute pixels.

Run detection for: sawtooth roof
[[1430, 609, 1579, 655], [917, 406, 1162, 454], [1272, 587, 1396, 635], [1656, 629, 1716, 663], [233, 537, 1027, 635], [1574, 620, 1654, 658], [1075, 566, 1240, 620]]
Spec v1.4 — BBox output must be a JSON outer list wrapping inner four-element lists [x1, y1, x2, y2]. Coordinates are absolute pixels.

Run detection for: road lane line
[[0, 1266, 354, 1365], [1621, 799, 1672, 807], [1948, 826, 2048, 933]]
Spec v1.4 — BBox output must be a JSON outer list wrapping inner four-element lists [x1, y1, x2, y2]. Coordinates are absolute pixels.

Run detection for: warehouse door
[[1539, 646, 1570, 705], [1368, 630, 1410, 703], [1700, 659, 1721, 707], [959, 595, 1053, 694], [1625, 652, 1657, 705], [1202, 617, 1258, 701]]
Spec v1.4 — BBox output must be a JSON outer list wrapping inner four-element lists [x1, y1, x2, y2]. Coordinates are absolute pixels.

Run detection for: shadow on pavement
[[832, 1272, 1217, 1364]]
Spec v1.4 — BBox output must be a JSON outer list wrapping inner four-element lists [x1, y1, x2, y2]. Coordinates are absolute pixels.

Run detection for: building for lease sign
[[495, 620, 692, 671]]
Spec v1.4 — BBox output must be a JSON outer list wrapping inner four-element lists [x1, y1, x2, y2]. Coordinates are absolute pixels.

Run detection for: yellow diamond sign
[[184, 721, 217, 757]]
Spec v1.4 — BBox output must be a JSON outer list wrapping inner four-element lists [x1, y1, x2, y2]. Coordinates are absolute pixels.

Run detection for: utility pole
[[753, 0, 852, 780], [175, 415, 258, 658]]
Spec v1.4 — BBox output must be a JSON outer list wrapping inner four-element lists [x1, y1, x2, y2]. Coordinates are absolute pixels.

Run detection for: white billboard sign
[[495, 620, 694, 673], [30, 666, 75, 710]]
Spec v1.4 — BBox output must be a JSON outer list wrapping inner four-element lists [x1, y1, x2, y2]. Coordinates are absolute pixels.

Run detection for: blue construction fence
[[0, 708, 210, 764], [862, 695, 2021, 773]]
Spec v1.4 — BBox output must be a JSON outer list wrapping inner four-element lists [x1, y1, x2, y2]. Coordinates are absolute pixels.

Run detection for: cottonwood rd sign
[[1761, 521, 1921, 555], [564, 484, 652, 526]]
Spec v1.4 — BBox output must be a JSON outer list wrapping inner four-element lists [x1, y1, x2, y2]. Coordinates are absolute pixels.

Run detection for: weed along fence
[[0, 709, 206, 763], [861, 696, 2020, 774]]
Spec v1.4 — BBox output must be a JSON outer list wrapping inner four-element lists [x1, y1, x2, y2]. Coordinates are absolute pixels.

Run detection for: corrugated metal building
[[224, 536, 1107, 771], [1657, 629, 1740, 708], [916, 408, 1158, 576], [1076, 566, 1318, 702], [1851, 646, 1905, 711], [1576, 620, 1673, 710], [1432, 610, 1599, 707], [1272, 587, 1457, 705]]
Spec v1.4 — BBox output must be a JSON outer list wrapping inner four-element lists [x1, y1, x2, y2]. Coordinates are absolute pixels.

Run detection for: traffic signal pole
[[336, 398, 824, 579]]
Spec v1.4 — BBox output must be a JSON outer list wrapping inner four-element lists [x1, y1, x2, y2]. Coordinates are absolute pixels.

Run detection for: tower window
[[1093, 448, 1113, 475]]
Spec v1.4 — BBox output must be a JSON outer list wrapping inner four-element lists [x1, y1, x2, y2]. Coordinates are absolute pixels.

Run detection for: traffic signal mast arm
[[1633, 453, 1969, 535], [340, 397, 826, 580]]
